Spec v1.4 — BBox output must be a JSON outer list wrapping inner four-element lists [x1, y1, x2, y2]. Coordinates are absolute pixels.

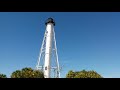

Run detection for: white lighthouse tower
[[36, 18, 60, 78]]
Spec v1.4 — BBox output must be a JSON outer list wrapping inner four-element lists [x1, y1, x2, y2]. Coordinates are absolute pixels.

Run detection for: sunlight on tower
[[36, 18, 60, 78]]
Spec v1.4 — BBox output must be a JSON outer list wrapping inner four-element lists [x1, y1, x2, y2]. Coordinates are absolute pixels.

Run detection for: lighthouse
[[36, 18, 60, 78]]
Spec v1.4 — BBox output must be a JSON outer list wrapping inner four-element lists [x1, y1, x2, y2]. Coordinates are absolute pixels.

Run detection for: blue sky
[[0, 12, 120, 78]]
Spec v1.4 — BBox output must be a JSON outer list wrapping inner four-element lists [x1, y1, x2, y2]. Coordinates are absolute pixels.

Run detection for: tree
[[66, 70, 103, 78], [0, 73, 7, 78], [32, 70, 44, 78], [11, 70, 22, 78], [66, 70, 78, 78], [11, 67, 44, 78]]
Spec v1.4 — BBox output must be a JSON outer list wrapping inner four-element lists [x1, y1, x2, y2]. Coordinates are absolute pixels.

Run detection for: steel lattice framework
[[36, 18, 60, 78]]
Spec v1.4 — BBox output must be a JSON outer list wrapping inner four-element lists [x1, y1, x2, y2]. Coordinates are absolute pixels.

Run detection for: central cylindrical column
[[44, 18, 55, 78]]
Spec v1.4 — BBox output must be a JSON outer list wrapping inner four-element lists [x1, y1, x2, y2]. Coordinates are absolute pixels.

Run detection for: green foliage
[[66, 70, 103, 78], [0, 73, 7, 78], [33, 70, 44, 78], [11, 70, 22, 78], [66, 70, 76, 78], [11, 67, 44, 78]]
